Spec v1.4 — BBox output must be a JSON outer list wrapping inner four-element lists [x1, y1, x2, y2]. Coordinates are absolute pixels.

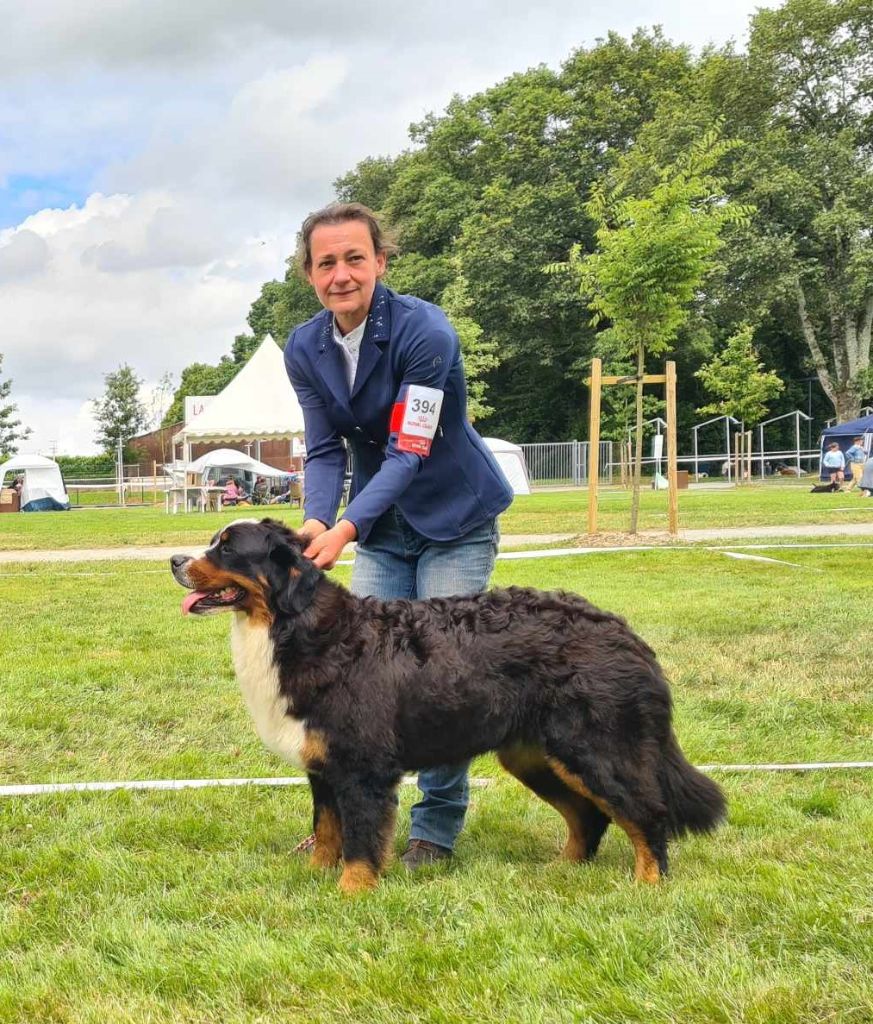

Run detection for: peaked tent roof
[[173, 336, 304, 444], [0, 453, 64, 473], [820, 413, 873, 439]]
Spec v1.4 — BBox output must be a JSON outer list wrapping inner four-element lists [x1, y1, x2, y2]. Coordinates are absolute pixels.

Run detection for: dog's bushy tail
[[660, 734, 726, 838]]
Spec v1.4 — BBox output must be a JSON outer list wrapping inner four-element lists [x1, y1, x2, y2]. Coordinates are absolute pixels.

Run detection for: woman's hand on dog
[[302, 519, 358, 570]]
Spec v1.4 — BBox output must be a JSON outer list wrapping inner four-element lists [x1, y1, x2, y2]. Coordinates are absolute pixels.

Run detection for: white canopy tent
[[165, 448, 292, 514], [483, 438, 531, 496], [0, 454, 70, 511], [187, 448, 289, 480], [172, 335, 305, 461]]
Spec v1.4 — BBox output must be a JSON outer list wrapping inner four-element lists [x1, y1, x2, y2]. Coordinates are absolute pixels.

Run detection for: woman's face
[[306, 220, 386, 332]]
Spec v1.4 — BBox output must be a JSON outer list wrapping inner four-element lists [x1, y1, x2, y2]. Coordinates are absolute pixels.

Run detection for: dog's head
[[170, 518, 322, 622]]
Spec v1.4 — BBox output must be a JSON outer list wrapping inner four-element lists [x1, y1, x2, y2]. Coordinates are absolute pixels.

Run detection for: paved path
[[0, 533, 577, 564], [2, 524, 872, 564], [679, 522, 873, 542]]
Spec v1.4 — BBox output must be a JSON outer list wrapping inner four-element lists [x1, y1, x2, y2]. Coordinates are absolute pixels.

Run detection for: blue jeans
[[351, 507, 499, 850]]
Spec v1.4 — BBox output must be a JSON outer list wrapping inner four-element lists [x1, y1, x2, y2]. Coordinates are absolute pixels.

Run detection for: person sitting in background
[[252, 475, 270, 504], [221, 477, 246, 507], [269, 472, 301, 504], [844, 436, 867, 492], [822, 443, 845, 489]]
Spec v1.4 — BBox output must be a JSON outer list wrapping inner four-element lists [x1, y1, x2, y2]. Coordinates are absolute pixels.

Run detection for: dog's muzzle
[[170, 554, 193, 587]]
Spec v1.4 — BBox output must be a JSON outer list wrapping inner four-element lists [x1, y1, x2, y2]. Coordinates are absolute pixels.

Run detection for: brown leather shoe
[[400, 839, 453, 871]]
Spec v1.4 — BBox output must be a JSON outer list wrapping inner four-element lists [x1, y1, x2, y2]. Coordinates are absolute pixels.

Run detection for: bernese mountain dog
[[171, 518, 725, 894]]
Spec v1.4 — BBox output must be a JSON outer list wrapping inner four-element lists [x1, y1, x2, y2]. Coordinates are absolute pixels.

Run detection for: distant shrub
[[55, 455, 116, 478]]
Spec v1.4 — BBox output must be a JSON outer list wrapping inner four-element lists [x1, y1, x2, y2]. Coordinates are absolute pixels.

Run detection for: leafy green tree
[[554, 127, 751, 531], [710, 0, 873, 421], [441, 270, 499, 421], [334, 155, 399, 210], [92, 364, 149, 457], [696, 325, 785, 425], [0, 353, 31, 457]]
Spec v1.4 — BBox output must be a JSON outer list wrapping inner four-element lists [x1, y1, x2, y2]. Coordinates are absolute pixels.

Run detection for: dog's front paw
[[338, 861, 379, 895]]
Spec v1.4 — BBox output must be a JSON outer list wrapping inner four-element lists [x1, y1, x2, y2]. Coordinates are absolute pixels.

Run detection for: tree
[[441, 270, 500, 421], [93, 365, 149, 457], [144, 371, 175, 465], [711, 0, 873, 421], [554, 127, 751, 532], [0, 353, 31, 457], [696, 325, 785, 425]]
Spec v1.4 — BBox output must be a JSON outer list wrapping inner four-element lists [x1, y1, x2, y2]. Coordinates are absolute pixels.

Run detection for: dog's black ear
[[267, 533, 322, 615]]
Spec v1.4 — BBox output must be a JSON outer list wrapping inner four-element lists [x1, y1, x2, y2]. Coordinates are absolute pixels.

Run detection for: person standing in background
[[844, 436, 867, 492], [822, 443, 846, 489]]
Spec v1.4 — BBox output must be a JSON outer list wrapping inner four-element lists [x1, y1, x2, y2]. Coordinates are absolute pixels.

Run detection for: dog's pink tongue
[[181, 592, 207, 615]]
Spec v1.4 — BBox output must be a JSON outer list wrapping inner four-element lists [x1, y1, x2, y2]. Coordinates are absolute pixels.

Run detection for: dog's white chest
[[230, 618, 305, 768]]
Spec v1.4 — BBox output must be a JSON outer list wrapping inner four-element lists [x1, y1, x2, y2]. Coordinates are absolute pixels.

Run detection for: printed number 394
[[410, 398, 438, 415]]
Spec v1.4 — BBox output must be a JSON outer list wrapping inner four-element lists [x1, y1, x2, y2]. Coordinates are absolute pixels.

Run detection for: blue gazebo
[[819, 413, 873, 479]]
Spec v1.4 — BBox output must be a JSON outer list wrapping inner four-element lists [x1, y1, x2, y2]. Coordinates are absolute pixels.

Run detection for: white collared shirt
[[332, 317, 367, 390]]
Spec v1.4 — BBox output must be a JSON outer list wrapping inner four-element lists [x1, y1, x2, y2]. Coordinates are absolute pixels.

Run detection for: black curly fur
[[173, 518, 726, 889]]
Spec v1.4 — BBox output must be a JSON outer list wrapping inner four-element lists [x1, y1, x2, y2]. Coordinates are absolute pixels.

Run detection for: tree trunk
[[629, 341, 645, 535], [796, 280, 869, 422]]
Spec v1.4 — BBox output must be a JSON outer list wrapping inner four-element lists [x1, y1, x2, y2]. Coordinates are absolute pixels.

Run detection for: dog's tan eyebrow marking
[[205, 519, 261, 554]]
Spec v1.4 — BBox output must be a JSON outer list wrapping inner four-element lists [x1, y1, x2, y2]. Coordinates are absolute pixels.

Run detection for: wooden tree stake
[[587, 358, 603, 534]]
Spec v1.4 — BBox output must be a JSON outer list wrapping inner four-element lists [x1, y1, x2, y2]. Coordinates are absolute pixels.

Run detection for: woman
[[284, 202, 513, 869], [221, 477, 244, 507]]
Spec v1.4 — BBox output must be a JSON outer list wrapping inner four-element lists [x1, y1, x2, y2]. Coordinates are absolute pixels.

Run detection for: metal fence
[[519, 441, 614, 486], [63, 475, 164, 507]]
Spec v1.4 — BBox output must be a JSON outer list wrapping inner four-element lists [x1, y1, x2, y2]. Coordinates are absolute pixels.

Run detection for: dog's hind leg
[[498, 745, 610, 863], [307, 773, 343, 870], [332, 774, 399, 895], [545, 755, 668, 883]]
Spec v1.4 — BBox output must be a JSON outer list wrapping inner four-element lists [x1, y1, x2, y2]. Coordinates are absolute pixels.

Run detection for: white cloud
[[0, 229, 50, 280], [2, 191, 285, 449]]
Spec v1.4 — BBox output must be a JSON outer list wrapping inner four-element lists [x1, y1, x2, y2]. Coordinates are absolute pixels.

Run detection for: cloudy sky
[[1, 0, 762, 455]]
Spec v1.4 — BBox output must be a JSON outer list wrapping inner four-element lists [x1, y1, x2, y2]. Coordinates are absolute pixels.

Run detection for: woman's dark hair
[[296, 202, 398, 274]]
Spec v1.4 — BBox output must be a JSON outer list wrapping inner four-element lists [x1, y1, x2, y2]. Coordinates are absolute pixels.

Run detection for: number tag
[[396, 385, 444, 456]]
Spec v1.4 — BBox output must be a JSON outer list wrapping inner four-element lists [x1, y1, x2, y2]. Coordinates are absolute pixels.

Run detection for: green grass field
[[2, 547, 871, 1022], [1, 484, 873, 551]]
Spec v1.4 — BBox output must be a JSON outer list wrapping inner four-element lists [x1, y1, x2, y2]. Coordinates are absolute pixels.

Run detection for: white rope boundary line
[[2, 763, 872, 798], [0, 777, 491, 797]]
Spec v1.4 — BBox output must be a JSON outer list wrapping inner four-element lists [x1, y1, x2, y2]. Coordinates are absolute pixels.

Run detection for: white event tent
[[172, 336, 305, 462], [482, 438, 531, 495], [0, 454, 70, 511]]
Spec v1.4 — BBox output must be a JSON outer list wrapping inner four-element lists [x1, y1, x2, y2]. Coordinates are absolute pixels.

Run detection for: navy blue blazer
[[284, 283, 513, 543]]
